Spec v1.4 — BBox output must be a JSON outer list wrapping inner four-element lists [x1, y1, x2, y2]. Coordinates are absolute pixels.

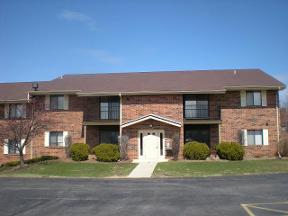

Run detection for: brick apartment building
[[0, 69, 285, 163]]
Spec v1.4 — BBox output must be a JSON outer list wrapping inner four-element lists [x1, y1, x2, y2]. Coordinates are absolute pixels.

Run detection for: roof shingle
[[0, 69, 285, 101]]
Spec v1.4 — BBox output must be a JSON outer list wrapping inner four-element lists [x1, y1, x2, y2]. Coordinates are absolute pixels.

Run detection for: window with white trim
[[247, 130, 263, 145], [50, 95, 64, 110], [100, 97, 120, 120], [9, 104, 26, 118], [49, 131, 63, 147], [246, 91, 262, 106], [8, 140, 20, 154]]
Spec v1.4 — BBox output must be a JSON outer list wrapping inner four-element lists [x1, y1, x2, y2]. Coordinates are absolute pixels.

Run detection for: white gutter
[[276, 89, 281, 158], [76, 89, 227, 97]]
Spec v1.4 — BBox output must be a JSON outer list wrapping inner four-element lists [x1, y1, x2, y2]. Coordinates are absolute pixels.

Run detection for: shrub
[[216, 142, 244, 161], [183, 141, 210, 160], [25, 155, 58, 164], [70, 143, 90, 161], [39, 155, 58, 161], [279, 138, 288, 157], [93, 144, 120, 162], [4, 161, 21, 167], [0, 156, 59, 168]]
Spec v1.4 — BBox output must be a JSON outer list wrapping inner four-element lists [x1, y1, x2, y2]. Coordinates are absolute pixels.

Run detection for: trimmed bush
[[70, 143, 90, 161], [0, 156, 59, 168], [216, 142, 244, 161], [4, 161, 21, 167], [183, 141, 210, 160], [25, 155, 58, 164], [93, 144, 120, 162]]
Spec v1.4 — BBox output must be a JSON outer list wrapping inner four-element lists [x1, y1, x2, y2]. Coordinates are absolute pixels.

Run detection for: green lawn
[[0, 161, 137, 178], [153, 159, 288, 177]]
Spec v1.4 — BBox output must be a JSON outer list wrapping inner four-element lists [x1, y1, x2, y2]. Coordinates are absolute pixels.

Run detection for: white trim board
[[121, 114, 182, 128]]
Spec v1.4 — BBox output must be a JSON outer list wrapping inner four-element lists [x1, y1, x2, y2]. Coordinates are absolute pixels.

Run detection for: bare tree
[[280, 93, 288, 156], [171, 133, 180, 160], [65, 134, 72, 158], [0, 97, 50, 168], [118, 135, 129, 161]]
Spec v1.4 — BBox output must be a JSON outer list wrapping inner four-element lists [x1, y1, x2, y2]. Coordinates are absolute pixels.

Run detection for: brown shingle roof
[[0, 69, 285, 101], [0, 82, 32, 101]]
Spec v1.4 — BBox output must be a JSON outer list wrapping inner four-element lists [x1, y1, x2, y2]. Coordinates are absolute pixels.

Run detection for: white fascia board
[[121, 114, 182, 128]]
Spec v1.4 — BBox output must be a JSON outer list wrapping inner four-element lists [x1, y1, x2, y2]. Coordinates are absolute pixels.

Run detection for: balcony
[[82, 96, 120, 125], [99, 108, 120, 120], [184, 105, 221, 120]]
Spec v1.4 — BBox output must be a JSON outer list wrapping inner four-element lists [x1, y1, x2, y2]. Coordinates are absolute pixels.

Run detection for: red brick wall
[[69, 96, 100, 121], [122, 95, 183, 122], [210, 124, 219, 148], [86, 126, 99, 148], [0, 90, 280, 163], [122, 95, 184, 159], [122, 119, 181, 159], [0, 104, 4, 119], [220, 91, 279, 158], [0, 96, 85, 164]]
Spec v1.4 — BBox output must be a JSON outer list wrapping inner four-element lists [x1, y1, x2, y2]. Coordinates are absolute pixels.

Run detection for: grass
[[153, 159, 288, 177], [0, 161, 137, 178]]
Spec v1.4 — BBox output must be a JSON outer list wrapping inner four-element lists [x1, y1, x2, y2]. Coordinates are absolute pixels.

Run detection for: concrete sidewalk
[[128, 161, 158, 178]]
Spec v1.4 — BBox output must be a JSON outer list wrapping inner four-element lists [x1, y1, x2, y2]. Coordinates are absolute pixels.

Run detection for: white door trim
[[135, 129, 167, 162]]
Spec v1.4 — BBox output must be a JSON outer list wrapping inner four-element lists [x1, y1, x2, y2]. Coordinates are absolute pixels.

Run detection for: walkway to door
[[128, 162, 158, 178]]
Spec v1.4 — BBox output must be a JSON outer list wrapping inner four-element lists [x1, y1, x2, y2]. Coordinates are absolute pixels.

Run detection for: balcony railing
[[100, 108, 120, 120], [184, 105, 221, 120], [84, 109, 120, 121]]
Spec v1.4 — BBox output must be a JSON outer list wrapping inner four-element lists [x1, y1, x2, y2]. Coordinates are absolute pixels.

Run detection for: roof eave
[[225, 85, 286, 90], [0, 99, 29, 103], [77, 89, 226, 97], [29, 90, 81, 95]]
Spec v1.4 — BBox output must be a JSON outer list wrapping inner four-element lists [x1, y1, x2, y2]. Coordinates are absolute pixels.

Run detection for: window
[[247, 130, 263, 145], [184, 95, 209, 119], [50, 95, 64, 110], [8, 140, 19, 154], [100, 97, 120, 120], [160, 133, 163, 156], [246, 91, 261, 106], [184, 125, 210, 147], [140, 133, 143, 156], [100, 102, 109, 119], [9, 104, 25, 118], [100, 129, 119, 144], [49, 131, 63, 147]]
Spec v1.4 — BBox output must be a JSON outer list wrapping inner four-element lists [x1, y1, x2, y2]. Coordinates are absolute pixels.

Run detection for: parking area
[[0, 174, 287, 216], [241, 201, 288, 216]]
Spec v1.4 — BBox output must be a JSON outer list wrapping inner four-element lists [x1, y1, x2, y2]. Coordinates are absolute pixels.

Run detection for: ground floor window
[[140, 133, 143, 156], [184, 125, 210, 146], [49, 131, 63, 147], [100, 129, 119, 144], [8, 140, 19, 154], [247, 130, 263, 145]]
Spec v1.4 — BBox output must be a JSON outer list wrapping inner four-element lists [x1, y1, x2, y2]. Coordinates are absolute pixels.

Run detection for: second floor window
[[246, 91, 261, 106], [9, 104, 26, 118], [50, 95, 64, 110], [100, 97, 120, 120], [49, 131, 63, 147], [184, 95, 209, 119]]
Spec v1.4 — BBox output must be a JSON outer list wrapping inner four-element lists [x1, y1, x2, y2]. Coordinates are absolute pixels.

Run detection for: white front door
[[139, 130, 165, 161]]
